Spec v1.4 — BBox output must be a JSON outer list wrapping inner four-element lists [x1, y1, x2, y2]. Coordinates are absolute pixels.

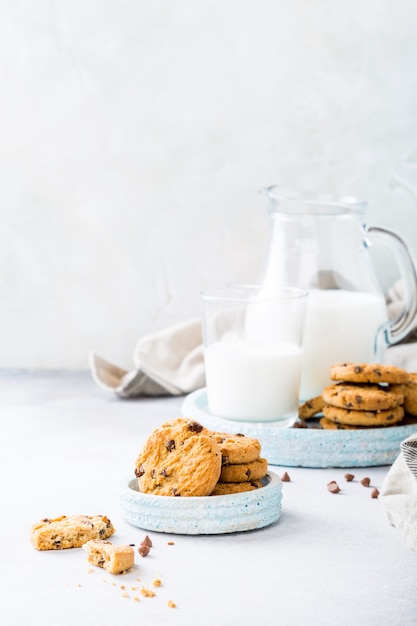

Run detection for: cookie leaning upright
[[135, 418, 222, 496]]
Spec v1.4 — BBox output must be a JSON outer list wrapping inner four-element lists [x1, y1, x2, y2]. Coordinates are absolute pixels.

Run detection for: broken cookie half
[[83, 539, 135, 575]]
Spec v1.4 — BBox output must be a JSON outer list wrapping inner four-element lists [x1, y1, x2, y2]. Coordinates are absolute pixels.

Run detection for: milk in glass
[[205, 339, 303, 421]]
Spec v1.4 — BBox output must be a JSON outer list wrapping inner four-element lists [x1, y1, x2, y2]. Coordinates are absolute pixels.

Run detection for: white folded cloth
[[89, 318, 205, 397], [380, 433, 417, 551]]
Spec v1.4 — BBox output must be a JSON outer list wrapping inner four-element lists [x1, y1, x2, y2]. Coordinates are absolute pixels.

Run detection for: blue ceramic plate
[[182, 388, 417, 468], [119, 472, 282, 535]]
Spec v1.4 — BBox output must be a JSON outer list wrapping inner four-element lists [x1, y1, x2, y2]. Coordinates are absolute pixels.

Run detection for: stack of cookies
[[135, 418, 268, 497], [299, 362, 417, 429], [211, 432, 268, 495]]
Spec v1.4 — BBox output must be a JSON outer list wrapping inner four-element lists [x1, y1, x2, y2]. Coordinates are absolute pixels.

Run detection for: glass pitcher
[[259, 187, 417, 400]]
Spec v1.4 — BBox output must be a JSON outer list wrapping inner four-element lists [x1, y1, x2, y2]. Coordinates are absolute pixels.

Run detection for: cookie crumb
[[360, 477, 371, 487], [281, 471, 291, 482], [371, 487, 379, 499], [327, 481, 341, 494], [344, 473, 355, 482], [133, 596, 140, 603], [141, 587, 156, 598], [122, 592, 129, 599], [167, 600, 177, 608], [167, 541, 175, 545], [153, 578, 162, 587]]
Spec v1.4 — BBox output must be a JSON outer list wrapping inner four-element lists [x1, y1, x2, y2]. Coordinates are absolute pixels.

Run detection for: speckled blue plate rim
[[181, 388, 417, 469], [119, 472, 282, 535]]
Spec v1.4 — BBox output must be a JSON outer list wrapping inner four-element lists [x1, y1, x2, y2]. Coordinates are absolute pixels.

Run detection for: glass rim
[[260, 185, 367, 215], [201, 285, 308, 303]]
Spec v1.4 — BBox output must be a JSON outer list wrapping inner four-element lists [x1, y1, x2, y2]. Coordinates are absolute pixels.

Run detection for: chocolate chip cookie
[[83, 540, 134, 574], [299, 395, 325, 419], [212, 432, 261, 465], [30, 515, 115, 551], [322, 404, 404, 427], [135, 419, 222, 496], [330, 363, 409, 385], [319, 417, 363, 430], [401, 372, 417, 416], [322, 383, 404, 411], [219, 457, 268, 483], [211, 480, 263, 496]]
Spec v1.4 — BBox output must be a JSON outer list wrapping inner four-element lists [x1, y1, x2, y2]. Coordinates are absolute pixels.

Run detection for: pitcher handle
[[368, 226, 417, 345]]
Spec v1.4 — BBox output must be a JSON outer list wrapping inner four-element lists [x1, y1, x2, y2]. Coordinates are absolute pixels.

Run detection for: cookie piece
[[322, 383, 404, 411], [299, 395, 325, 419], [401, 373, 417, 416], [219, 457, 268, 483], [212, 432, 261, 465], [135, 419, 221, 496], [330, 363, 409, 385], [30, 515, 115, 551], [322, 404, 404, 427], [319, 417, 363, 430], [211, 480, 263, 496], [83, 540, 134, 574]]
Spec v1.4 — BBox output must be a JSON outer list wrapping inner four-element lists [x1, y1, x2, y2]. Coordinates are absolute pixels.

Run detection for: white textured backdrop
[[1, 0, 417, 369]]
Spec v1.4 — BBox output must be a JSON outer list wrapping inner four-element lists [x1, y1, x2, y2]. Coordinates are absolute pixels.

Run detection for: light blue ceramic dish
[[182, 388, 417, 468], [119, 472, 282, 535]]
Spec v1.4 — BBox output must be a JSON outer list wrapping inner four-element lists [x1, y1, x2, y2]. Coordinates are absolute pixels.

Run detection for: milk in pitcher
[[300, 289, 387, 399]]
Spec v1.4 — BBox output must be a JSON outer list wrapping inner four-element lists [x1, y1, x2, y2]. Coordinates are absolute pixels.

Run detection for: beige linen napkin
[[90, 318, 205, 397], [380, 433, 417, 551]]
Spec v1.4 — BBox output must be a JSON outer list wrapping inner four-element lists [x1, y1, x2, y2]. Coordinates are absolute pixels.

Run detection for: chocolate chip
[[187, 421, 203, 433], [354, 366, 363, 373], [355, 395, 363, 405], [222, 455, 229, 464], [135, 465, 145, 478], [236, 433, 245, 437], [293, 420, 308, 428], [344, 473, 355, 482], [166, 439, 176, 452], [160, 468, 167, 477], [281, 471, 291, 482], [138, 545, 150, 557], [360, 477, 371, 487], [151, 469, 156, 478], [245, 469, 251, 479], [141, 535, 152, 548], [327, 480, 340, 493], [371, 488, 379, 499]]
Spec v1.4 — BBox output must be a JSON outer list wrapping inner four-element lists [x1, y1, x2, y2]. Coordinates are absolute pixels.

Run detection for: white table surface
[[1, 370, 417, 626]]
